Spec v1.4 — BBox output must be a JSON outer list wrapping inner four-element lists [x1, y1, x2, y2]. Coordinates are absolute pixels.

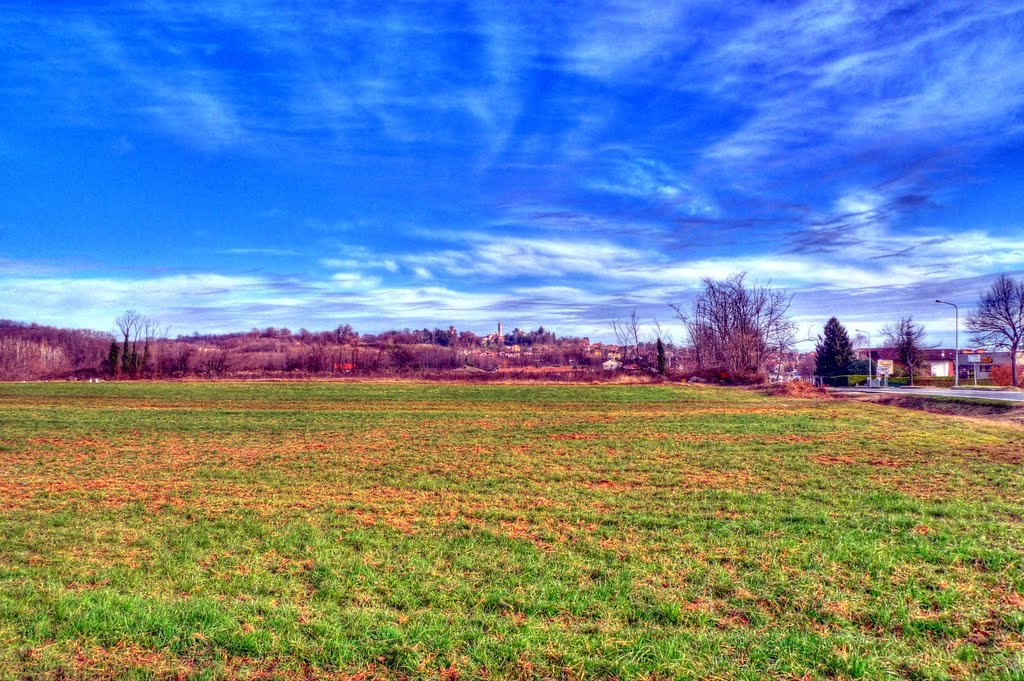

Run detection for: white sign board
[[968, 354, 981, 363], [876, 359, 894, 376]]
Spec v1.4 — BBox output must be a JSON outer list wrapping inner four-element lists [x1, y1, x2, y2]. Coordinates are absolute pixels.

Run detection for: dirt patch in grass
[[982, 449, 1024, 465], [867, 458, 910, 468], [813, 454, 913, 469], [547, 433, 602, 441], [59, 642, 401, 681], [583, 469, 753, 493], [877, 472, 975, 501], [814, 455, 856, 466]]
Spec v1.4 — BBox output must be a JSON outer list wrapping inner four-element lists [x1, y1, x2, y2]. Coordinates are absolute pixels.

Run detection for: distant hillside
[[0, 320, 111, 380]]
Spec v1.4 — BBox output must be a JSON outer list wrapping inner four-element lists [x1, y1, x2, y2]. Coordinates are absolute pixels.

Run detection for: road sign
[[876, 359, 894, 376], [968, 354, 981, 363]]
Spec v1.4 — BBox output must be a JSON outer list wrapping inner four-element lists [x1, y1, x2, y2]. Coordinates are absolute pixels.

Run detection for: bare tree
[[114, 310, 141, 377], [967, 274, 1024, 386], [649, 318, 674, 345], [772, 320, 799, 382], [140, 317, 160, 377], [198, 348, 228, 375], [880, 316, 928, 386], [671, 272, 794, 377], [610, 308, 642, 365], [154, 325, 171, 377]]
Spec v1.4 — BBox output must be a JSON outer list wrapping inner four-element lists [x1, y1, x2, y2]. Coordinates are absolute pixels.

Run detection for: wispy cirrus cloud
[[561, 0, 697, 80], [0, 2, 526, 157], [395, 233, 646, 279], [582, 149, 718, 217], [701, 0, 1024, 173]]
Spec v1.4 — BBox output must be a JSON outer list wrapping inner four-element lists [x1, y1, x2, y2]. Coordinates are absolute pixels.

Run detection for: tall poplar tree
[[107, 341, 121, 377]]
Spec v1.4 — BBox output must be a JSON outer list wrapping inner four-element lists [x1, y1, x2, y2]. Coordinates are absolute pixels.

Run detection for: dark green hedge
[[822, 374, 869, 387]]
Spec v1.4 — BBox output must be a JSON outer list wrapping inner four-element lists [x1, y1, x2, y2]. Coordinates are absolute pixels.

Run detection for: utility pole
[[935, 300, 959, 388], [855, 329, 872, 387]]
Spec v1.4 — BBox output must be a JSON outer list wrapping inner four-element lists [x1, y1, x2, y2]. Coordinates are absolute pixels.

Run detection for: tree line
[[0, 320, 111, 380], [0, 316, 605, 380]]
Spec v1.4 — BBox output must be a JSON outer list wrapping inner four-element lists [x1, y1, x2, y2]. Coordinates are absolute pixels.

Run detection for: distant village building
[[481, 321, 505, 347], [922, 349, 959, 378], [500, 344, 521, 357], [950, 350, 1022, 380]]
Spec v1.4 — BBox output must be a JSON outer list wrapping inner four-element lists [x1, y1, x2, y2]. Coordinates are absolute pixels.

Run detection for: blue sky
[[1, 1, 1022, 346]]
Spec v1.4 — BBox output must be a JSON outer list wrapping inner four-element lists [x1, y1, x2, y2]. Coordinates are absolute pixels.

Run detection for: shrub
[[912, 376, 995, 387], [912, 377, 956, 387], [766, 381, 830, 399], [731, 371, 767, 385], [822, 374, 868, 387], [990, 364, 1014, 386], [846, 359, 870, 374], [683, 369, 766, 385]]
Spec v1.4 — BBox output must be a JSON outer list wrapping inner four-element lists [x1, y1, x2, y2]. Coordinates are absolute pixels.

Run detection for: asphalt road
[[843, 387, 1024, 402]]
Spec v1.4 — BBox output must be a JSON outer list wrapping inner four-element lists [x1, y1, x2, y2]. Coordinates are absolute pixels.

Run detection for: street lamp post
[[935, 300, 959, 388], [855, 329, 872, 387]]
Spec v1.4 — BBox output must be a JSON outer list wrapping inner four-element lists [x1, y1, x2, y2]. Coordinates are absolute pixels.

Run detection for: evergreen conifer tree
[[107, 341, 121, 377], [656, 338, 666, 375], [815, 317, 854, 377]]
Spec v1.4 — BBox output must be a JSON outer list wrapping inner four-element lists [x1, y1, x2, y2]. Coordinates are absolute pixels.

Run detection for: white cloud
[[320, 251, 401, 272], [330, 272, 381, 290], [0, 273, 268, 328], [834, 191, 883, 216]]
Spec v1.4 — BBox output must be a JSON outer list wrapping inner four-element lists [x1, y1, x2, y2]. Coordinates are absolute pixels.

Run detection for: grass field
[[0, 381, 1022, 680]]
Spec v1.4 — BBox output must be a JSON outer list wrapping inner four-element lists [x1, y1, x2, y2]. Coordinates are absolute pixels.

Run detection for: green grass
[[0, 381, 1022, 680]]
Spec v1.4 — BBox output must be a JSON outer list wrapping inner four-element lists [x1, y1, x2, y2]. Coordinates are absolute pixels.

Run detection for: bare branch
[[967, 274, 1024, 386]]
